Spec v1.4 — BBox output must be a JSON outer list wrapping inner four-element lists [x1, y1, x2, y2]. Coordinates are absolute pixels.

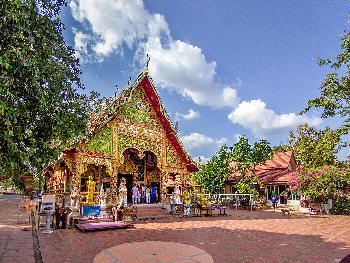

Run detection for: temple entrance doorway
[[117, 174, 133, 204], [120, 148, 161, 204]]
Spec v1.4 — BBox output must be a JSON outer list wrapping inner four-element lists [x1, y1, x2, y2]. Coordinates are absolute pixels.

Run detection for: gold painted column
[[111, 122, 119, 204]]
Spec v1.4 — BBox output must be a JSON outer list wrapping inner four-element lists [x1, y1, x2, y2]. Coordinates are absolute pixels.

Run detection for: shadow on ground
[[38, 216, 350, 263]]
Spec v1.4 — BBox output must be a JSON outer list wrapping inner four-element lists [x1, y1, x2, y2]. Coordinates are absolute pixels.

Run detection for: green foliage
[[0, 0, 98, 181], [0, 178, 16, 189], [192, 136, 272, 194], [192, 145, 232, 194], [331, 199, 350, 215], [272, 144, 291, 153], [290, 165, 350, 204], [231, 137, 272, 176], [235, 176, 260, 196], [289, 124, 344, 168], [302, 18, 350, 130]]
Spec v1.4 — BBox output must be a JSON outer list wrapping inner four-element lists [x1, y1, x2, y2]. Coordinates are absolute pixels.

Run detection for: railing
[[203, 193, 254, 211]]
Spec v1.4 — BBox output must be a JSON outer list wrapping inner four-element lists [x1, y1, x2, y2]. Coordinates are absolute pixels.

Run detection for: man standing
[[151, 184, 157, 203]]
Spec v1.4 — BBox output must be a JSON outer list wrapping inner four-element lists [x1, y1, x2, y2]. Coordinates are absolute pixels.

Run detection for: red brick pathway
[[38, 209, 350, 263], [0, 194, 35, 263], [93, 241, 213, 263]]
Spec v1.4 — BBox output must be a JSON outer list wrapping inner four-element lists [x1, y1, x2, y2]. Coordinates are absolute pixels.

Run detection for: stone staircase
[[134, 204, 171, 221]]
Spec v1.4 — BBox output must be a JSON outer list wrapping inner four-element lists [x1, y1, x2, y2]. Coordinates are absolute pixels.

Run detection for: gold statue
[[86, 175, 96, 205]]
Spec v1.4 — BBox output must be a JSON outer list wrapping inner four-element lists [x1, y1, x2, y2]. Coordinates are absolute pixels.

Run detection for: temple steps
[[135, 205, 171, 221]]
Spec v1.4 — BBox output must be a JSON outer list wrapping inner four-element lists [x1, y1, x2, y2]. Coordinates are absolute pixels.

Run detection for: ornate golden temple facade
[[42, 71, 198, 204]]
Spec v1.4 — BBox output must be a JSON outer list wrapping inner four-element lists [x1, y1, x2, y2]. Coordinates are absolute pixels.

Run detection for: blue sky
[[61, 1, 349, 161]]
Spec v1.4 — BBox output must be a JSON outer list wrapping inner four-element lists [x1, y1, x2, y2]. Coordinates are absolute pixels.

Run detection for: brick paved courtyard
[[38, 209, 350, 263], [0, 194, 35, 263], [1, 194, 350, 263]]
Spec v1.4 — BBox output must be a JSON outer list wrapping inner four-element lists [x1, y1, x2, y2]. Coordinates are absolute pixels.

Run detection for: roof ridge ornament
[[144, 53, 151, 74], [127, 76, 131, 87], [114, 84, 119, 97]]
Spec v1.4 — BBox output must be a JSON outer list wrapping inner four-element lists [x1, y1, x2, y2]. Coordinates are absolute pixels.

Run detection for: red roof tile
[[228, 151, 296, 185]]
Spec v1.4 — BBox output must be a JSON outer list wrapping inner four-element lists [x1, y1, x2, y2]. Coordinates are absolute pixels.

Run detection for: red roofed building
[[226, 151, 296, 199], [41, 71, 198, 204]]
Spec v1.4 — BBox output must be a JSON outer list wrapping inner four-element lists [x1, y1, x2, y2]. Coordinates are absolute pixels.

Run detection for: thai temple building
[[41, 71, 198, 205]]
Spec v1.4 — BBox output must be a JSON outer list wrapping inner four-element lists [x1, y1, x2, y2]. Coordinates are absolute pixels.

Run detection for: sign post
[[41, 195, 55, 234]]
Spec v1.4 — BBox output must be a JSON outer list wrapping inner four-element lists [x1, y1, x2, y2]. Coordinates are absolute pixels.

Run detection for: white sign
[[41, 195, 56, 213]]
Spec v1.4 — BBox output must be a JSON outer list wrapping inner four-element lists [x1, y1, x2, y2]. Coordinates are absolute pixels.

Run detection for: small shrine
[[41, 70, 198, 223]]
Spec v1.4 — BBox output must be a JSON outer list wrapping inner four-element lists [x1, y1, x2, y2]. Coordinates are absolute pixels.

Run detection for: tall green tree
[[192, 136, 272, 194], [289, 123, 344, 168], [231, 136, 272, 177], [302, 15, 350, 131], [192, 145, 232, 194], [0, 0, 98, 182]]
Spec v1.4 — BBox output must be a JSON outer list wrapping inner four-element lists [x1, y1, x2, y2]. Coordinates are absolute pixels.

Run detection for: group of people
[[271, 191, 290, 209], [131, 183, 158, 205]]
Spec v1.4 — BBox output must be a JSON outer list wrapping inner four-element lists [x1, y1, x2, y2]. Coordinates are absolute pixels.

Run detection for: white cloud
[[69, 0, 169, 57], [142, 37, 240, 108], [228, 99, 322, 138], [181, 133, 227, 150], [69, 0, 240, 108], [72, 29, 93, 62], [175, 109, 200, 120], [193, 156, 210, 164]]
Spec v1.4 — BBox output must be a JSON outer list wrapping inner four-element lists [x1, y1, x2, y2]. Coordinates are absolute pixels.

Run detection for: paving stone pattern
[[0, 194, 35, 263], [38, 209, 350, 263]]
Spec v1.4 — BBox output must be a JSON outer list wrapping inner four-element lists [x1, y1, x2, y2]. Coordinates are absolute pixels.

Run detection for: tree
[[231, 137, 272, 195], [290, 165, 350, 214], [289, 123, 344, 168], [272, 144, 292, 153], [231, 136, 272, 177], [302, 17, 350, 131], [0, 0, 98, 183], [192, 136, 272, 194], [192, 145, 232, 194]]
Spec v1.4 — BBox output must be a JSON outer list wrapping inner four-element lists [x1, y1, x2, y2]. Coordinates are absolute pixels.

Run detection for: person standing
[[137, 184, 142, 204], [132, 184, 138, 205], [271, 194, 278, 209], [151, 184, 157, 203], [146, 186, 151, 204], [141, 184, 146, 203]]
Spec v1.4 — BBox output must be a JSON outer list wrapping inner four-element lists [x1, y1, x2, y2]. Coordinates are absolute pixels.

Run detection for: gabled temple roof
[[228, 151, 296, 185], [72, 71, 198, 172]]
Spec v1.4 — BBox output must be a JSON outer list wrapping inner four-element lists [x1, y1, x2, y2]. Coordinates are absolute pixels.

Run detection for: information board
[[41, 195, 55, 213]]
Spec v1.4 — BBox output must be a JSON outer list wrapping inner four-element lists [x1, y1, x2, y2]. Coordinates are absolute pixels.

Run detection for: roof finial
[[114, 84, 119, 97], [145, 53, 150, 72]]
